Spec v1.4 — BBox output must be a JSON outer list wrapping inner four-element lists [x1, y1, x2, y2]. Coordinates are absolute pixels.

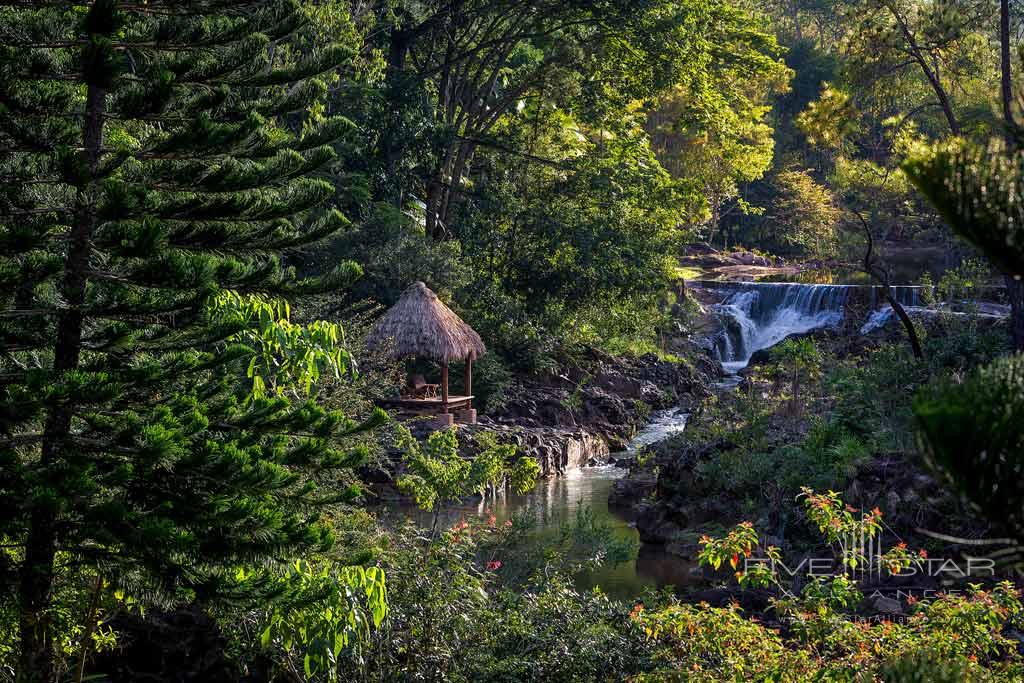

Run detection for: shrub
[[915, 354, 1024, 546], [344, 515, 654, 682], [633, 492, 1024, 682], [464, 354, 515, 413]]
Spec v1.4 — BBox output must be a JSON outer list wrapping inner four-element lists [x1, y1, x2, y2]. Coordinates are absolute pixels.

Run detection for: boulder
[[634, 502, 686, 544], [869, 595, 904, 616], [609, 469, 657, 508]]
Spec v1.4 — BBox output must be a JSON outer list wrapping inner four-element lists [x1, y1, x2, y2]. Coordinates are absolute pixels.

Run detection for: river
[[381, 409, 695, 600], [384, 281, 886, 599]]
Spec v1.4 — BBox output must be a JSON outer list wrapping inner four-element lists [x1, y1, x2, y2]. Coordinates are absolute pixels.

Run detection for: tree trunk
[[424, 176, 444, 239], [856, 210, 922, 359], [441, 363, 449, 414], [1001, 0, 1014, 146], [18, 76, 106, 683], [383, 28, 410, 208], [886, 293, 923, 359], [889, 6, 961, 135], [438, 142, 476, 232], [929, 69, 960, 136], [999, 0, 1023, 351], [1006, 274, 1024, 352]]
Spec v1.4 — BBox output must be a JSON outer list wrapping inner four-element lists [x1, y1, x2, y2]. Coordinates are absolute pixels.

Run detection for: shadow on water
[[380, 411, 698, 600]]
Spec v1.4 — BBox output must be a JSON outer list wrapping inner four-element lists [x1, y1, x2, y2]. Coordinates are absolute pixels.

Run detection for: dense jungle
[[2, 1, 1024, 681]]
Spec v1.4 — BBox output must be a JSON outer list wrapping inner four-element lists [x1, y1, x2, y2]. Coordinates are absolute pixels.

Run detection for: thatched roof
[[367, 282, 486, 363]]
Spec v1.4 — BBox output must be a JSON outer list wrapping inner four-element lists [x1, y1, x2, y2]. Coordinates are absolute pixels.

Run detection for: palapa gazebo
[[368, 281, 486, 423]]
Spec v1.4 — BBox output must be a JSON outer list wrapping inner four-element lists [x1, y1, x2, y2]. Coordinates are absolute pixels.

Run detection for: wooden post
[[464, 357, 473, 408], [441, 363, 449, 414]]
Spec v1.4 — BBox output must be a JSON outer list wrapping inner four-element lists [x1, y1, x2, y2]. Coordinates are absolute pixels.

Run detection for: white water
[[624, 408, 688, 453], [860, 302, 1012, 334], [704, 280, 1011, 375], [711, 284, 850, 372]]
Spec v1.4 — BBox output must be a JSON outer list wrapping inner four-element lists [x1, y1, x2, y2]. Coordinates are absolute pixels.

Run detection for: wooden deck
[[380, 395, 475, 412]]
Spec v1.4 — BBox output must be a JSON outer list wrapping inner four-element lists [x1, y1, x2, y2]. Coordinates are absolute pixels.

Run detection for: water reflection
[[381, 412, 697, 600]]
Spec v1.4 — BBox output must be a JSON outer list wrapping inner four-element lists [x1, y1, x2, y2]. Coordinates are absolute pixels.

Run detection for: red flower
[[487, 514, 497, 526], [486, 560, 502, 571]]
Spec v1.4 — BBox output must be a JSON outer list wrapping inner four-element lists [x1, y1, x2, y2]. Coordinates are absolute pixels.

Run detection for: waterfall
[[710, 283, 850, 372], [701, 279, 1003, 373]]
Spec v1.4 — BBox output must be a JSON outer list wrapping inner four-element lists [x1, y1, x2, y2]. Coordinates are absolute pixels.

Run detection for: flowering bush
[[635, 490, 1024, 681]]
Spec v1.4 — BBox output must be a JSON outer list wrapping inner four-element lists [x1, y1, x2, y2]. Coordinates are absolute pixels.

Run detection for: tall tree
[[0, 1, 377, 679], [644, 12, 790, 246], [999, 0, 1024, 350], [906, 139, 1024, 559], [843, 0, 993, 136], [375, 0, 785, 239]]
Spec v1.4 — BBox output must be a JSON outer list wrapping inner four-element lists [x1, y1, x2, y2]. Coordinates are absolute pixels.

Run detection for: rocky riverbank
[[383, 347, 717, 485], [480, 349, 715, 475], [678, 243, 835, 282]]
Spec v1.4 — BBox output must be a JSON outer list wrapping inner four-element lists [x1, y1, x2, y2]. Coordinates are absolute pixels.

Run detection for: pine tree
[[905, 138, 1024, 564], [0, 2, 376, 679]]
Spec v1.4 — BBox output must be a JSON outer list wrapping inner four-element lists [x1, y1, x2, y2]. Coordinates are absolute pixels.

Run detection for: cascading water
[[702, 279, 1005, 375], [711, 283, 850, 373], [705, 282, 930, 373], [859, 287, 924, 334]]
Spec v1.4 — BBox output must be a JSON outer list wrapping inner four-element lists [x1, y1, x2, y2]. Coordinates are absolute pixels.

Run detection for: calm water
[[382, 410, 697, 599]]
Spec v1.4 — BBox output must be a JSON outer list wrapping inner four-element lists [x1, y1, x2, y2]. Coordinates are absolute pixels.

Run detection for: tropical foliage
[[2, 0, 1024, 681]]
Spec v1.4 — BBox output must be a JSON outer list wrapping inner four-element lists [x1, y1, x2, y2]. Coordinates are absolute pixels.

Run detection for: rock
[[870, 595, 904, 616], [460, 424, 610, 478], [732, 251, 773, 267], [747, 348, 774, 367], [612, 455, 636, 469], [610, 469, 657, 508], [635, 502, 686, 544]]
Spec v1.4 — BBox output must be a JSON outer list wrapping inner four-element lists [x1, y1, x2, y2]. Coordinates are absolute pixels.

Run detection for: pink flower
[[504, 520, 513, 528], [486, 560, 502, 571], [487, 514, 497, 526]]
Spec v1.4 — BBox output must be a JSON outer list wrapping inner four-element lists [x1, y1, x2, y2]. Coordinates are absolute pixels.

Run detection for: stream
[[383, 281, 938, 599], [382, 409, 695, 600]]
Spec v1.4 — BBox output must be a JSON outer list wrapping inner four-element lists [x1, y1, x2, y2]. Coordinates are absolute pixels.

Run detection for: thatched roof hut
[[368, 282, 486, 364], [369, 282, 485, 417]]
